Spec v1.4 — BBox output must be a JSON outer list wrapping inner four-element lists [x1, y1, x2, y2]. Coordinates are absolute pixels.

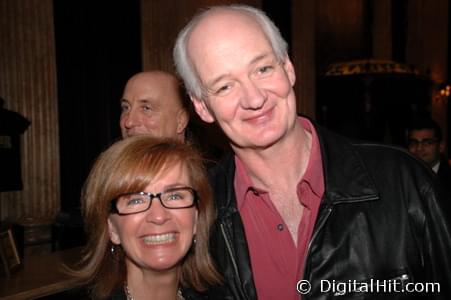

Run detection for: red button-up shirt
[[234, 117, 324, 300]]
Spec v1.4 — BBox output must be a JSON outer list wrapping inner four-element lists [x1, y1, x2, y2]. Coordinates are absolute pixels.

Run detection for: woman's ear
[[108, 218, 121, 245]]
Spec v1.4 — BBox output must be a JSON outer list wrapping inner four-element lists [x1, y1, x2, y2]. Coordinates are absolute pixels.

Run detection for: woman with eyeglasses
[[72, 136, 220, 299]]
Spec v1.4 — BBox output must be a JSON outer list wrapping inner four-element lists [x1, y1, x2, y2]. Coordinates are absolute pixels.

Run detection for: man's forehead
[[188, 9, 262, 45], [128, 73, 174, 89], [409, 129, 436, 138], [187, 9, 271, 80], [124, 76, 180, 102]]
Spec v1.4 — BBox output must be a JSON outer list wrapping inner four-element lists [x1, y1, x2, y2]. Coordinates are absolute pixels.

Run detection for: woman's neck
[[125, 263, 181, 300]]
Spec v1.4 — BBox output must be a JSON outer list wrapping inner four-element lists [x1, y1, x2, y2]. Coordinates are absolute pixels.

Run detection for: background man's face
[[408, 129, 442, 167], [120, 75, 186, 140]]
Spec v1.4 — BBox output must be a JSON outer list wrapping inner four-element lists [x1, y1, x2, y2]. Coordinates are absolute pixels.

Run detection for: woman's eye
[[127, 197, 144, 206], [167, 193, 183, 201]]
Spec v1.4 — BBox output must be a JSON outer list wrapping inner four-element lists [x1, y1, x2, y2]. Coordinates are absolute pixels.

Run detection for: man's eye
[[121, 104, 130, 112], [142, 105, 152, 112], [216, 85, 230, 94], [213, 83, 235, 96], [258, 65, 273, 74]]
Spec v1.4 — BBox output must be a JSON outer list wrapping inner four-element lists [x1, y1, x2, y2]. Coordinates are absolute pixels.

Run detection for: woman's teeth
[[143, 233, 176, 245]]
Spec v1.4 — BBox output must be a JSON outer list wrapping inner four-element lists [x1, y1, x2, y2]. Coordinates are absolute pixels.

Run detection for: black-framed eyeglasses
[[110, 187, 198, 215], [407, 138, 439, 148]]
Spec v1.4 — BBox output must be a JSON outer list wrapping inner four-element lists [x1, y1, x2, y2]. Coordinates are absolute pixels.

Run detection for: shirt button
[[277, 224, 284, 231]]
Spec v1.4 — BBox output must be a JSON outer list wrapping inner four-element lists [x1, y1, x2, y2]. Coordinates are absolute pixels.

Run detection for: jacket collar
[[212, 122, 380, 217], [316, 124, 379, 204]]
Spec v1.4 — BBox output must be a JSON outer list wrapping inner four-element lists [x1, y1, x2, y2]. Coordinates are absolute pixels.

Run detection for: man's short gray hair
[[173, 4, 288, 99]]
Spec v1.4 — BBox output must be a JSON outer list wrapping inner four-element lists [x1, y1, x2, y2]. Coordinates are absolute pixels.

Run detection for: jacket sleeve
[[421, 178, 451, 299], [206, 154, 257, 300]]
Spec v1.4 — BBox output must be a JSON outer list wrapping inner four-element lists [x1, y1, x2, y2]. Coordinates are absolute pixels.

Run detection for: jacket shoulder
[[317, 124, 430, 175], [352, 141, 433, 177]]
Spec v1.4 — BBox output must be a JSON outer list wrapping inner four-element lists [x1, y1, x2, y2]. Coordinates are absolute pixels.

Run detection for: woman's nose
[[145, 197, 171, 224]]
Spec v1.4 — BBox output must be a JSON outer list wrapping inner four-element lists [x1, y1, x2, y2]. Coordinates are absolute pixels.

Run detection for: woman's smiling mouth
[[143, 233, 176, 245]]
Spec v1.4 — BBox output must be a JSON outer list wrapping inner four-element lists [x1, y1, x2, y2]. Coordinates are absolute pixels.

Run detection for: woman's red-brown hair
[[71, 136, 220, 298]]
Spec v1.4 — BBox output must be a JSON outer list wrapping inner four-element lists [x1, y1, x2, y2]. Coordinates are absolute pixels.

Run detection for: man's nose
[[240, 79, 267, 110], [122, 109, 141, 128], [413, 142, 428, 150]]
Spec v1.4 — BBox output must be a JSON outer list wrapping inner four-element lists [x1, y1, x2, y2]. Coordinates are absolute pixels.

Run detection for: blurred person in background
[[120, 71, 189, 142], [407, 117, 450, 175]]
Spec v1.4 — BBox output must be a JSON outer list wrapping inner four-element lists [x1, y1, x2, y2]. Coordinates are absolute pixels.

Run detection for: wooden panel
[[0, 0, 60, 224], [292, 0, 316, 117], [316, 0, 368, 72], [406, 0, 448, 83], [372, 0, 392, 59]]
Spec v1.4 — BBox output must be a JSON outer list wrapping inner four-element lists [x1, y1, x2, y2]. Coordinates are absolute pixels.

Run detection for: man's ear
[[176, 109, 189, 134], [190, 95, 215, 123], [439, 142, 446, 154], [282, 55, 296, 87], [108, 218, 121, 245]]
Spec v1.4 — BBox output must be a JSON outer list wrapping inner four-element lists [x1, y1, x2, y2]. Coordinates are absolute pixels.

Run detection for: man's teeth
[[143, 233, 176, 244]]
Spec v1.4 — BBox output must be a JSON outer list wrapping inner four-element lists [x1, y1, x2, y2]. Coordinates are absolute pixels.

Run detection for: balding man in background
[[119, 71, 189, 141]]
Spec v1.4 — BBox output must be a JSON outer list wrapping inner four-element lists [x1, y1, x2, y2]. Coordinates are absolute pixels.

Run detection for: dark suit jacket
[[437, 159, 451, 222]]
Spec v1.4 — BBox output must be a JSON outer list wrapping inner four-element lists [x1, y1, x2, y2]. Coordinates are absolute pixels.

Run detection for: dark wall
[[317, 74, 431, 145], [448, 0, 451, 156], [262, 0, 292, 54], [53, 1, 142, 212], [316, 0, 372, 75], [392, 0, 408, 62], [315, 0, 433, 146]]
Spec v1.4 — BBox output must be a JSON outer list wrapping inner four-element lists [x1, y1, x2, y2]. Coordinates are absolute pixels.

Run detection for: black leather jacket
[[206, 125, 451, 299]]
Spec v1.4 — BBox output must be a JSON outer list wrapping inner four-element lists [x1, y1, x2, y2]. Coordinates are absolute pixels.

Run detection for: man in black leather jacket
[[206, 126, 451, 299], [173, 4, 451, 299]]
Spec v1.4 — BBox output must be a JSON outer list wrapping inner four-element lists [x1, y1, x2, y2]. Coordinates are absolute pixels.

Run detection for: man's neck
[[232, 122, 311, 190]]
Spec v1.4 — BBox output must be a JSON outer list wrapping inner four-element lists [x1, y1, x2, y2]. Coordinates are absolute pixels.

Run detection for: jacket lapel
[[316, 125, 380, 204]]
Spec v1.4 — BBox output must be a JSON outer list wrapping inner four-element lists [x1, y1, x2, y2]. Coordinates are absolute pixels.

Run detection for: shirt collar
[[299, 117, 324, 199], [234, 116, 324, 210], [234, 155, 255, 211], [432, 161, 440, 173]]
